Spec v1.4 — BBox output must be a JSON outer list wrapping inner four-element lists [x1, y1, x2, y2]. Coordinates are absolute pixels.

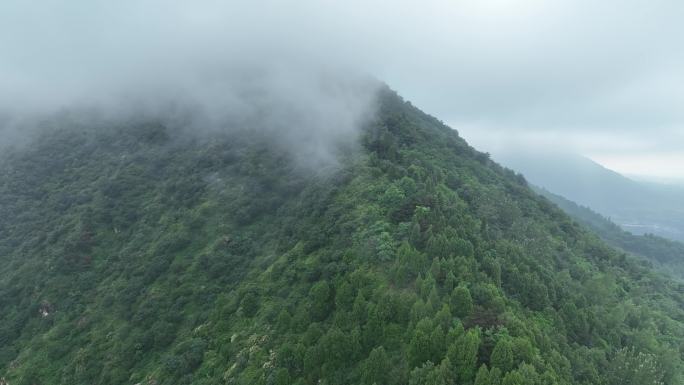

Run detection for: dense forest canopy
[[1, 87, 683, 385]]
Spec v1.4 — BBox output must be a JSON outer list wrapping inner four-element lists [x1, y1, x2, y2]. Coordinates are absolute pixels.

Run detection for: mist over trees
[[2, 1, 684, 385], [1, 89, 682, 384]]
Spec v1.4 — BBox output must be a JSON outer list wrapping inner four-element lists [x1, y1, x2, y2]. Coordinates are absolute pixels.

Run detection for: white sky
[[1, 0, 682, 179]]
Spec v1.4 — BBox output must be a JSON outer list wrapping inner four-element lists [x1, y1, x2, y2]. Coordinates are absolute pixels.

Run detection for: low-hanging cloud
[[0, 64, 381, 170], [0, 0, 383, 168], [1, 0, 683, 176]]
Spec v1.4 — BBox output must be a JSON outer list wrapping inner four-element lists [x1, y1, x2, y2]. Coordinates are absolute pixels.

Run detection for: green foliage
[[0, 87, 682, 385], [240, 290, 260, 317], [309, 281, 333, 321], [490, 338, 515, 373], [408, 360, 452, 385], [409, 318, 445, 368], [447, 328, 481, 384], [474, 365, 494, 385], [362, 346, 391, 385], [451, 286, 474, 319], [607, 347, 665, 385], [501, 370, 524, 385]]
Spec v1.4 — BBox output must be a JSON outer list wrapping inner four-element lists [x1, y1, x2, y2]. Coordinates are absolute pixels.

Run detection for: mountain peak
[[0, 89, 682, 385]]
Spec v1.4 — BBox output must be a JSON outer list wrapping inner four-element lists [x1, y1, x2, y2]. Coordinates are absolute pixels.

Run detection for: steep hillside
[[536, 186, 684, 280], [1, 88, 684, 385]]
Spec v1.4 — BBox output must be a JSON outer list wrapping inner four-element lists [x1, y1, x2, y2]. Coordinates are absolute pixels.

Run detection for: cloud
[[0, 0, 383, 168], [0, 0, 683, 175]]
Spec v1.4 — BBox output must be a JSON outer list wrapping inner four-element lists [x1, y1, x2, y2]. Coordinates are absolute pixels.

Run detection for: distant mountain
[[535, 186, 684, 280], [496, 151, 684, 241]]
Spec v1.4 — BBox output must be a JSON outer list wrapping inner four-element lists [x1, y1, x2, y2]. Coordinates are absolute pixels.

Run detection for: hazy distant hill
[[496, 152, 684, 242], [535, 186, 684, 280]]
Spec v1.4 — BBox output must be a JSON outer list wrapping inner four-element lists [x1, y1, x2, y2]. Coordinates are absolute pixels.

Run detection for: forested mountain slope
[[1, 88, 684, 385], [536, 186, 684, 280]]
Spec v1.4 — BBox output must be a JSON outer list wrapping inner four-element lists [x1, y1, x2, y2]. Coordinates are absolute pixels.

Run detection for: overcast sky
[[1, 0, 683, 181]]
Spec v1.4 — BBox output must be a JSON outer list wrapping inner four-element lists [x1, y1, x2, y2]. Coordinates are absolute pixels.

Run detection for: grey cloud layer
[[1, 0, 682, 174]]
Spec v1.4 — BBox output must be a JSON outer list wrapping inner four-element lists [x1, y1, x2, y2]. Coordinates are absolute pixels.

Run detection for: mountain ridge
[[1, 87, 683, 385]]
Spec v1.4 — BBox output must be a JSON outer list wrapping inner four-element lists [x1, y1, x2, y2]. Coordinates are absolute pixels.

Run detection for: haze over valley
[[494, 150, 684, 242]]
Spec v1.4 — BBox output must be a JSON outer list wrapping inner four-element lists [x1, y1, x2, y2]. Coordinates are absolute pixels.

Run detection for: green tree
[[409, 360, 451, 385], [320, 327, 353, 368], [278, 342, 305, 374], [451, 286, 473, 319], [490, 338, 515, 373], [352, 292, 368, 324], [309, 281, 332, 321], [335, 280, 355, 311], [240, 291, 260, 317], [435, 304, 452, 332], [382, 184, 406, 209], [474, 364, 492, 385], [377, 231, 396, 261], [444, 271, 457, 294], [363, 307, 384, 350], [447, 328, 480, 384], [427, 234, 450, 259], [409, 318, 437, 367], [607, 347, 664, 385], [501, 370, 524, 385], [511, 338, 534, 366], [273, 367, 291, 385], [362, 346, 391, 385], [276, 309, 292, 332]]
